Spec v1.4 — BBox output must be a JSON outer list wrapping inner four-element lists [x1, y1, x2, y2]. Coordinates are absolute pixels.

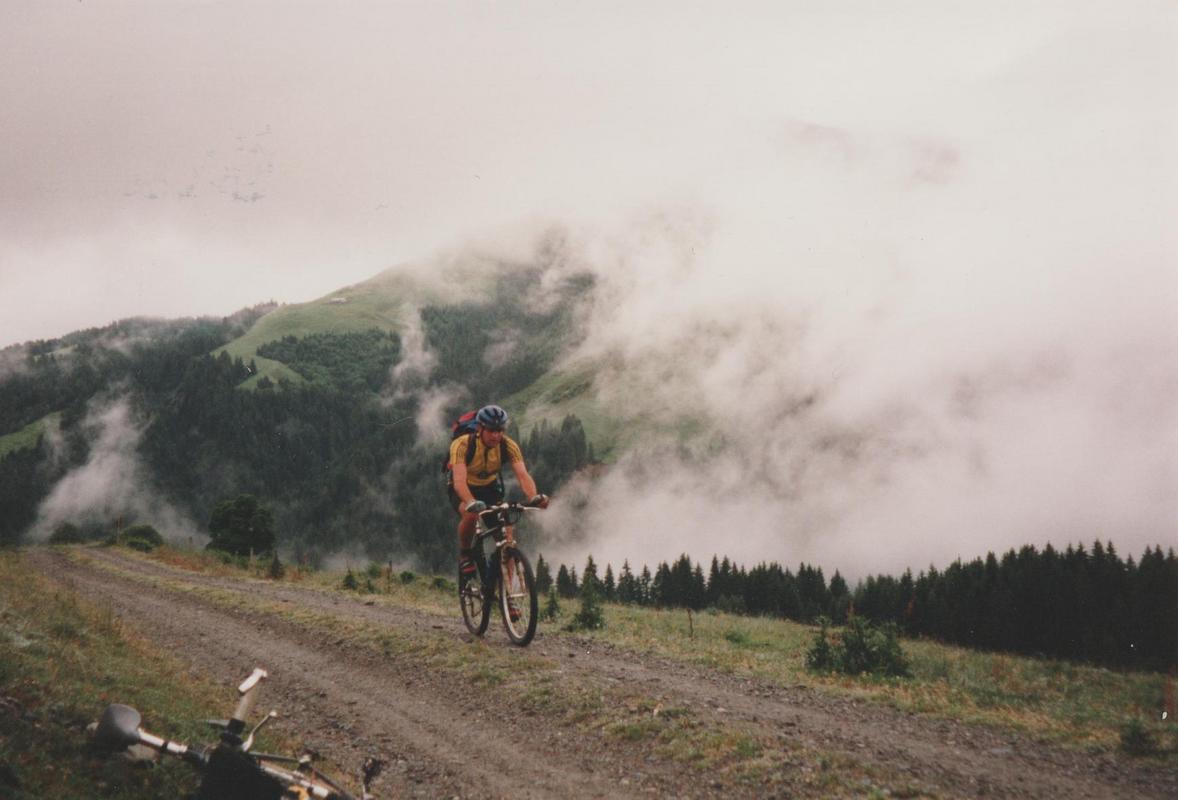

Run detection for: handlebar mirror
[[94, 704, 142, 751]]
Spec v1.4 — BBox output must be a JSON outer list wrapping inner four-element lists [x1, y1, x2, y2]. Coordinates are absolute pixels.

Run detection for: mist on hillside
[[29, 395, 204, 545], [443, 134, 1176, 581]]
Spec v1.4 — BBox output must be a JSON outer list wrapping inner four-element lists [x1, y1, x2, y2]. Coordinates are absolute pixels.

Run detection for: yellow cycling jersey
[[449, 434, 524, 487]]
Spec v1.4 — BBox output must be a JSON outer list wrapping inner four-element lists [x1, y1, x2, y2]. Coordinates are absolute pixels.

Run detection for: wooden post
[[688, 608, 694, 639], [1166, 668, 1175, 723]]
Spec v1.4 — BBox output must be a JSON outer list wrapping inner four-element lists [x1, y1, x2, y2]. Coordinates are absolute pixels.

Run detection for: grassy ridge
[[213, 269, 446, 387], [503, 362, 623, 457], [0, 412, 59, 458], [504, 360, 692, 461]]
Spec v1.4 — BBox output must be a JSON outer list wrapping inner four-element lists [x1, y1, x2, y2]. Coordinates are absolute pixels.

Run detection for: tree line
[[536, 542, 1177, 672]]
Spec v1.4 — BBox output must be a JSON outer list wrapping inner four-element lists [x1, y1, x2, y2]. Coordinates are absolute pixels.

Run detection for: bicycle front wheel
[[499, 547, 538, 646], [459, 562, 490, 636]]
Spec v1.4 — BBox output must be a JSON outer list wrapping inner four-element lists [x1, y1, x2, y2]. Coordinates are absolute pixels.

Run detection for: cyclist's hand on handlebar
[[465, 500, 487, 515], [528, 493, 549, 509]]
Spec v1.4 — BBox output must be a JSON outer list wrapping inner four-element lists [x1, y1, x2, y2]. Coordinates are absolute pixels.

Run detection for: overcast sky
[[5, 1, 1175, 573], [3, 1, 1171, 349]]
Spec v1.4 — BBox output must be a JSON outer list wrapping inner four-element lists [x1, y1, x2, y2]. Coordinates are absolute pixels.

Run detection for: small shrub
[[806, 618, 838, 672], [399, 570, 416, 584], [432, 576, 456, 593], [1119, 718, 1157, 756], [542, 587, 562, 621], [806, 616, 910, 678], [122, 536, 157, 552], [840, 617, 910, 677], [49, 522, 84, 544], [366, 562, 383, 579], [122, 524, 163, 547], [566, 581, 605, 632], [267, 551, 285, 580], [724, 629, 752, 647], [341, 569, 359, 591]]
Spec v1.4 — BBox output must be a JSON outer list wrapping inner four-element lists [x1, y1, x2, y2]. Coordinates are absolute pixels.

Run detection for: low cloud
[[31, 395, 204, 544], [522, 109, 1176, 581], [0, 345, 30, 382], [381, 309, 468, 448]]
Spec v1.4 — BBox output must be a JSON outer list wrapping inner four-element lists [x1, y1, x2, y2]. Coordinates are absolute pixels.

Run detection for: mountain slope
[[0, 258, 602, 565]]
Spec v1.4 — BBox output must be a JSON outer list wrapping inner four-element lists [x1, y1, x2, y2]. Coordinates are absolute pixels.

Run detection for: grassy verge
[[0, 549, 330, 799], [587, 604, 1176, 760], [0, 549, 222, 797]]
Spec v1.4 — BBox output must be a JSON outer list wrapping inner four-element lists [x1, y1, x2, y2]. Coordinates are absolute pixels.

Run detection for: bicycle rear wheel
[[499, 547, 538, 646], [459, 561, 490, 636]]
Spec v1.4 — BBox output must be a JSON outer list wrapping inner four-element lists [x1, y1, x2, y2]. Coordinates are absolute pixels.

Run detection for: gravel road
[[27, 547, 1177, 799]]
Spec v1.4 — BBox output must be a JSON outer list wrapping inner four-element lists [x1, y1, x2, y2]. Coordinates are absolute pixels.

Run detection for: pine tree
[[556, 564, 577, 598], [582, 555, 600, 593], [535, 554, 553, 594], [543, 587, 562, 621], [652, 562, 672, 607], [707, 555, 722, 607], [639, 565, 653, 606], [568, 575, 605, 631], [829, 570, 850, 623], [267, 550, 285, 580], [690, 563, 707, 610], [618, 560, 637, 604], [602, 564, 617, 602]]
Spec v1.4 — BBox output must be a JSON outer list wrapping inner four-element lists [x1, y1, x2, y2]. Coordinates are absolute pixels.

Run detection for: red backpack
[[441, 411, 508, 475]]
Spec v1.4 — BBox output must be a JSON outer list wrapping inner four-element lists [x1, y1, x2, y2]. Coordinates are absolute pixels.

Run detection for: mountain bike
[[458, 501, 540, 646], [94, 667, 382, 799]]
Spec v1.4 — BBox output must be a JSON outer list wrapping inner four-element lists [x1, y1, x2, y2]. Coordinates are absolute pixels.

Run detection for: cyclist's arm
[[510, 459, 540, 500], [451, 461, 476, 509]]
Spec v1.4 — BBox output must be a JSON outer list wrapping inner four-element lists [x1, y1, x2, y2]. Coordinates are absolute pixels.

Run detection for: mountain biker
[[447, 404, 548, 588]]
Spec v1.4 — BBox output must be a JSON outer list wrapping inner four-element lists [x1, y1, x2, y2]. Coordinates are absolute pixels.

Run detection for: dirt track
[[27, 547, 1177, 799]]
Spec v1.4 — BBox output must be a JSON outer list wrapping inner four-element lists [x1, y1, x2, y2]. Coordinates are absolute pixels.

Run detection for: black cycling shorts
[[448, 481, 504, 516]]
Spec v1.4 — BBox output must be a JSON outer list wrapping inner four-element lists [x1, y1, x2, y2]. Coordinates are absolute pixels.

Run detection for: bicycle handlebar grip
[[232, 668, 268, 725]]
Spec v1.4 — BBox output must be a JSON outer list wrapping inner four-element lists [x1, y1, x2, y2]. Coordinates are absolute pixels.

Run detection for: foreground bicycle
[[94, 667, 381, 799], [458, 501, 540, 646]]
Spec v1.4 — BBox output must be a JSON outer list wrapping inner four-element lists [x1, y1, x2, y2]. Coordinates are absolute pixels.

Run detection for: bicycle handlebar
[[95, 668, 370, 799], [475, 501, 540, 539], [230, 667, 268, 734], [477, 501, 539, 518]]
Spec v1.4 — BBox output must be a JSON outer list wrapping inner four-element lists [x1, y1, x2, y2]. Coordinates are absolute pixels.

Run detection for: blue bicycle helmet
[[476, 404, 508, 431]]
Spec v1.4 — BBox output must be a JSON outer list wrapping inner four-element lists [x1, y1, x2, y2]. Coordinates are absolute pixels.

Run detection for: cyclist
[[447, 405, 548, 588]]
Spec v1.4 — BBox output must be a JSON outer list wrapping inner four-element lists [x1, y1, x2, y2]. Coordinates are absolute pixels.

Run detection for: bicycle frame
[[472, 505, 522, 577], [459, 502, 540, 645]]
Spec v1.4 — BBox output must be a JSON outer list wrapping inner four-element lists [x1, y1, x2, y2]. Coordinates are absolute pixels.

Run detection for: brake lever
[[241, 710, 278, 752]]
